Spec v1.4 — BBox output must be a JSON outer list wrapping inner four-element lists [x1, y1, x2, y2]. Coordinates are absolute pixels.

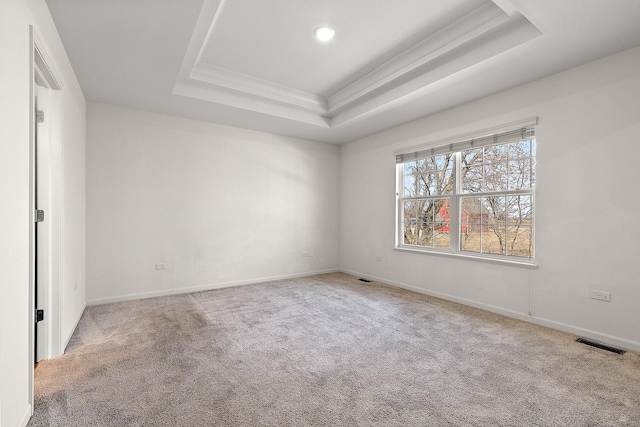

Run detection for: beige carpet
[[29, 273, 640, 426]]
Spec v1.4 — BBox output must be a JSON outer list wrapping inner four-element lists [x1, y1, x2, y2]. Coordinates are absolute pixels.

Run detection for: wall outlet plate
[[590, 290, 611, 302], [155, 263, 168, 270]]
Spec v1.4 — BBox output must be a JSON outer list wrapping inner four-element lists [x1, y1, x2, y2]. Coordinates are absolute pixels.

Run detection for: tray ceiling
[[174, 0, 540, 128], [46, 0, 640, 143]]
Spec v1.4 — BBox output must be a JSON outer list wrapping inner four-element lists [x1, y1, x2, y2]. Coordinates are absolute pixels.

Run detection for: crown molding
[[325, 1, 508, 113], [191, 64, 328, 114], [173, 78, 331, 127], [173, 0, 542, 129]]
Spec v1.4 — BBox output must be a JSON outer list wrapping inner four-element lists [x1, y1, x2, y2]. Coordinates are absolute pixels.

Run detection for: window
[[396, 122, 536, 264]]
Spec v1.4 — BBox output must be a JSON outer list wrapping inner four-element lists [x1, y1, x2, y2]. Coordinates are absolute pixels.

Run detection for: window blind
[[395, 118, 537, 164]]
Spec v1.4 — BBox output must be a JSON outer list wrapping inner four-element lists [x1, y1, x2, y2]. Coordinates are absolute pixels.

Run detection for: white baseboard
[[87, 269, 340, 306], [341, 268, 640, 353], [18, 403, 33, 427], [63, 303, 86, 352]]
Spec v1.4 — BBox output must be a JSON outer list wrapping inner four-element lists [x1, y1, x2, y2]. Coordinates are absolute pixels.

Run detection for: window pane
[[507, 225, 532, 258], [507, 195, 533, 225], [404, 201, 417, 220], [461, 197, 483, 226], [484, 144, 508, 163], [461, 165, 483, 193], [424, 172, 437, 195], [461, 197, 483, 254], [412, 198, 450, 248], [484, 162, 508, 191], [434, 225, 450, 248], [461, 223, 481, 253], [403, 161, 419, 197], [484, 196, 506, 226], [403, 221, 417, 245], [435, 154, 451, 171], [417, 223, 433, 246], [508, 159, 533, 190], [423, 156, 435, 171], [421, 155, 454, 195], [417, 200, 434, 222], [436, 168, 453, 195], [462, 148, 482, 165], [484, 225, 506, 255], [434, 198, 450, 222], [509, 140, 533, 158]]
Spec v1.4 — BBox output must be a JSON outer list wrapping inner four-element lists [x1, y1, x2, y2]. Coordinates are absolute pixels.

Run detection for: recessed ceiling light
[[314, 26, 335, 42]]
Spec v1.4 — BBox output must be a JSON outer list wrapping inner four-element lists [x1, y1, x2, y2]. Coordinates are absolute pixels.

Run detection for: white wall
[[0, 1, 32, 423], [340, 46, 640, 352], [0, 0, 86, 426], [86, 103, 339, 304]]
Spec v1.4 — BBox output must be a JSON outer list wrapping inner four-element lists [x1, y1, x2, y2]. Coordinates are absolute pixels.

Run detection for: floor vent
[[576, 337, 626, 355], [358, 278, 372, 283]]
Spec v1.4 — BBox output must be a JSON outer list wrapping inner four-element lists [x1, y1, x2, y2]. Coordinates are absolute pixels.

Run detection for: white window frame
[[394, 118, 538, 269]]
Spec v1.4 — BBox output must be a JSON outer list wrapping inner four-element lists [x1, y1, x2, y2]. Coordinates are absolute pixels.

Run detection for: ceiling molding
[[325, 1, 508, 112], [328, 12, 543, 128], [173, 78, 331, 127], [190, 64, 327, 114], [173, 0, 541, 129]]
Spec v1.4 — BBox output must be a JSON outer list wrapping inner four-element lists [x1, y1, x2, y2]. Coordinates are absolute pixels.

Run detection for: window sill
[[394, 246, 538, 269]]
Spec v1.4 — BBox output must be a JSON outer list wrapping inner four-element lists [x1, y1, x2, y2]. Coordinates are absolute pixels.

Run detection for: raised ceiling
[[46, 0, 640, 144]]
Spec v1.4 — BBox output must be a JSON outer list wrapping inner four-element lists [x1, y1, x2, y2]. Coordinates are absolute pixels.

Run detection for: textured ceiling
[[46, 0, 640, 144]]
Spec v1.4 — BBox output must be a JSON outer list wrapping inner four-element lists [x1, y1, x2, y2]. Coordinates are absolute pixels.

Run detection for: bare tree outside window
[[461, 138, 535, 257], [403, 154, 453, 248], [398, 131, 535, 260]]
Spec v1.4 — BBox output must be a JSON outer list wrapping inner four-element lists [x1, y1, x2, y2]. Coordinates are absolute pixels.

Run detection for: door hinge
[[35, 209, 44, 222], [35, 309, 44, 323], [36, 109, 44, 123]]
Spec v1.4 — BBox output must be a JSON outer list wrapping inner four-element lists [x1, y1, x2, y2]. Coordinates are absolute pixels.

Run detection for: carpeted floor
[[29, 273, 640, 426]]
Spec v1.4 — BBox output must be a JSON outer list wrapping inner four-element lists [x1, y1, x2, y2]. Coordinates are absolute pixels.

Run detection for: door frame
[[29, 25, 63, 408]]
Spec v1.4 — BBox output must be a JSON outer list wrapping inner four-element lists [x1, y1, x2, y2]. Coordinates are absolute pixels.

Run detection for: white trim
[[340, 269, 640, 353], [394, 246, 538, 269], [191, 65, 327, 113], [62, 304, 86, 351], [18, 403, 33, 427], [32, 34, 65, 361], [86, 269, 340, 306], [172, 81, 331, 127], [526, 317, 640, 354], [327, 2, 508, 111]]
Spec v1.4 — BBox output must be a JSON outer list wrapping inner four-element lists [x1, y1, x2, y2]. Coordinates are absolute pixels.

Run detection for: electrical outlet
[[375, 255, 382, 261], [155, 263, 168, 270], [302, 249, 314, 257], [590, 290, 611, 302]]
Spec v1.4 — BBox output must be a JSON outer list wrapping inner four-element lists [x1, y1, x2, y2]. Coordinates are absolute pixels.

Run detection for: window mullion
[[451, 152, 460, 254]]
